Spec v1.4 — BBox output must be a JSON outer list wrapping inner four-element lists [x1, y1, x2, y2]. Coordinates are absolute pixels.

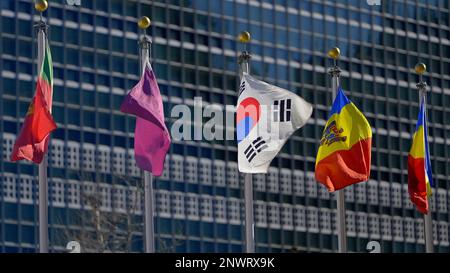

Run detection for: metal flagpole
[[138, 16, 155, 253], [35, 0, 49, 254], [415, 63, 434, 253], [328, 47, 347, 253], [238, 32, 255, 253]]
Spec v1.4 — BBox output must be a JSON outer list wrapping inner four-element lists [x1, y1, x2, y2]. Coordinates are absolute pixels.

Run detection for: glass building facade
[[1, 0, 450, 253]]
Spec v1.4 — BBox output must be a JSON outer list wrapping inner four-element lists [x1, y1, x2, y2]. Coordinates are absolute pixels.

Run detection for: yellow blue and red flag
[[408, 98, 433, 214], [315, 87, 372, 192]]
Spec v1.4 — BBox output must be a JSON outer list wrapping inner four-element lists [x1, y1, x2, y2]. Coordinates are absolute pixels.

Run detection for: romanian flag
[[408, 98, 433, 214], [10, 33, 56, 164], [315, 87, 372, 192]]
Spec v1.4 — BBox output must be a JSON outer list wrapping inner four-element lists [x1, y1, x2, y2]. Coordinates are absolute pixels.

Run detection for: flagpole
[[327, 47, 347, 253], [238, 32, 255, 253], [138, 16, 155, 253], [35, 0, 49, 254], [415, 63, 434, 253]]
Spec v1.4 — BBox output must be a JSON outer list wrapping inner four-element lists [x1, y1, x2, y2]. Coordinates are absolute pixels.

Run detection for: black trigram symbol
[[273, 99, 291, 122], [239, 81, 246, 94], [244, 137, 268, 163]]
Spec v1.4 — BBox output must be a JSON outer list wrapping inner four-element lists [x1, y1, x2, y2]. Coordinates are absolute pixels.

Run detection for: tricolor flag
[[120, 61, 171, 176], [315, 87, 372, 192], [237, 73, 313, 173], [408, 97, 433, 214], [10, 31, 56, 164]]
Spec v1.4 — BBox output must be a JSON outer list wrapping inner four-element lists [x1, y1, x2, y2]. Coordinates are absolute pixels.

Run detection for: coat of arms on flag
[[315, 87, 372, 192], [236, 73, 313, 173]]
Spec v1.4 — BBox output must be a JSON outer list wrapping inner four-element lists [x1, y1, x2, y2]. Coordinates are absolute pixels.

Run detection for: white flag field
[[236, 73, 313, 173]]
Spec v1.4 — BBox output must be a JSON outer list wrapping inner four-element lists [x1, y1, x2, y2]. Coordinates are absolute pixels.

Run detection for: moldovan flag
[[315, 87, 372, 192], [408, 98, 433, 214], [120, 61, 171, 176], [237, 73, 313, 173], [10, 34, 56, 164]]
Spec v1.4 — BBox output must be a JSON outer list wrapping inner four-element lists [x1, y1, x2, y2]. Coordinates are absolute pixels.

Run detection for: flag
[[408, 97, 433, 214], [120, 61, 170, 176], [11, 34, 56, 164], [236, 73, 313, 173], [315, 87, 372, 192]]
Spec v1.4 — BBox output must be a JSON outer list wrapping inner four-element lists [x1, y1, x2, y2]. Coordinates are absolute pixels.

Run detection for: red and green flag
[[10, 36, 56, 164]]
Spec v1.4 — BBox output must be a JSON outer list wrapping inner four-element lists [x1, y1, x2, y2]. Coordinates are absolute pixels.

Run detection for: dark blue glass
[[18, 61, 31, 74], [18, 20, 31, 36], [195, 0, 208, 12], [111, 0, 123, 14], [2, 37, 15, 55], [49, 7, 63, 19], [18, 2, 31, 13], [3, 59, 15, 72], [19, 40, 33, 59], [2, 17, 14, 34], [0, 0, 15, 10], [210, 0, 221, 14], [66, 29, 79, 45], [66, 10, 78, 22], [81, 12, 93, 24], [81, 31, 94, 47]]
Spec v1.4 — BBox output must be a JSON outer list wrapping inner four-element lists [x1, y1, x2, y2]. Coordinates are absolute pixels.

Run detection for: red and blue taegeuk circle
[[236, 97, 260, 143]]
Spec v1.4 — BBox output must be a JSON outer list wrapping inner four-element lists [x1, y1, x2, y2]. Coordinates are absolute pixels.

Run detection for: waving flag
[[11, 33, 56, 164], [408, 98, 433, 214], [120, 61, 170, 176], [315, 87, 372, 192], [237, 73, 313, 173]]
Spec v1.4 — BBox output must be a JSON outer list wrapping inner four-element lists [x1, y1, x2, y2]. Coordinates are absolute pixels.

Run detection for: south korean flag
[[236, 73, 313, 173]]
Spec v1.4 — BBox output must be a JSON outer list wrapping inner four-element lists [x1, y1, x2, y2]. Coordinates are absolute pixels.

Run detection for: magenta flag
[[120, 64, 170, 176]]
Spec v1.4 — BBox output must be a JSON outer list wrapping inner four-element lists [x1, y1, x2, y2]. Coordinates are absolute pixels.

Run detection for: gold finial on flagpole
[[328, 47, 341, 77], [138, 16, 151, 40], [238, 31, 251, 65], [415, 63, 427, 75], [137, 16, 152, 65], [238, 31, 251, 53], [238, 31, 251, 43], [138, 16, 151, 29], [34, 0, 48, 31], [415, 63, 427, 95], [35, 0, 48, 12], [328, 47, 341, 60]]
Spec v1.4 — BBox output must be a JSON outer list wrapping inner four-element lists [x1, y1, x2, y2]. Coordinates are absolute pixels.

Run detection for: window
[[169, 9, 181, 25], [81, 51, 94, 68], [83, 90, 95, 107], [125, 1, 137, 17], [81, 13, 93, 24], [66, 10, 78, 22], [111, 36, 123, 52], [18, 19, 31, 36], [66, 29, 79, 45], [99, 113, 111, 130], [97, 53, 109, 70], [111, 0, 123, 14], [5, 224, 18, 242], [112, 56, 124, 73], [67, 88, 80, 105], [81, 31, 94, 47], [3, 99, 16, 117], [2, 17, 14, 34], [96, 33, 109, 50], [66, 48, 79, 66], [113, 115, 125, 132], [18, 40, 32, 58]]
